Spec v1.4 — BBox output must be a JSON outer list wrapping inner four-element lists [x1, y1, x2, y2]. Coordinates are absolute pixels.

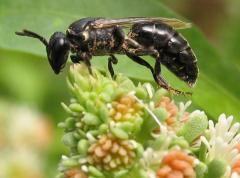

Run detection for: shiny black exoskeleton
[[67, 18, 125, 56], [129, 22, 198, 86], [16, 17, 198, 95]]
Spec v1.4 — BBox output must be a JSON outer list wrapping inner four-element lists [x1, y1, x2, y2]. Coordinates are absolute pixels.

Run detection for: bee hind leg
[[154, 56, 192, 96], [126, 51, 191, 96], [125, 51, 155, 75]]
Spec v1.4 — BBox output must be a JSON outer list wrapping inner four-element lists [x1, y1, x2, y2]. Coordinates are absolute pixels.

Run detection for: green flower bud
[[65, 117, 76, 130], [75, 74, 91, 91], [110, 127, 129, 139], [152, 88, 169, 103], [61, 102, 74, 115], [114, 170, 128, 178], [195, 162, 207, 178], [77, 139, 89, 156], [98, 106, 109, 123], [136, 143, 144, 158], [88, 130, 100, 136], [152, 107, 168, 122], [74, 86, 87, 105], [73, 131, 81, 139], [62, 132, 78, 147], [56, 173, 65, 178], [99, 93, 112, 103], [68, 66, 76, 83], [112, 88, 128, 100], [117, 76, 135, 91], [77, 129, 87, 138], [86, 100, 97, 114], [132, 117, 143, 133], [99, 124, 108, 134], [139, 169, 149, 178], [62, 158, 79, 167], [149, 135, 165, 150], [102, 84, 115, 99], [170, 137, 189, 149], [89, 92, 98, 100], [58, 122, 66, 128], [118, 122, 134, 133], [135, 86, 148, 100], [66, 78, 75, 93], [69, 103, 84, 113], [82, 113, 101, 126], [88, 166, 104, 177]]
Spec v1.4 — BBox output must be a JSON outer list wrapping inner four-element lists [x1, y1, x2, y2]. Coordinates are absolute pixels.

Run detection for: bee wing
[[92, 17, 191, 29]]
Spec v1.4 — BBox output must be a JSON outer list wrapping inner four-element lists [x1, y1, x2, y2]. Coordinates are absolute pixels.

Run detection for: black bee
[[16, 17, 198, 95]]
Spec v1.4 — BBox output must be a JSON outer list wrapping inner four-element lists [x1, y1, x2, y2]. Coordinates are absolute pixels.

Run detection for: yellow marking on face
[[82, 31, 89, 41]]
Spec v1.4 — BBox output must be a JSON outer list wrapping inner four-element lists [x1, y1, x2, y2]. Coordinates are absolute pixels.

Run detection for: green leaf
[[216, 0, 240, 68], [177, 112, 208, 143], [136, 114, 157, 144], [1, 0, 240, 120]]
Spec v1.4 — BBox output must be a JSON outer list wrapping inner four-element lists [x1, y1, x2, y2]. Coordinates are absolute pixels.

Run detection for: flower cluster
[[157, 150, 196, 178], [57, 64, 240, 178], [87, 133, 137, 171], [0, 104, 52, 178]]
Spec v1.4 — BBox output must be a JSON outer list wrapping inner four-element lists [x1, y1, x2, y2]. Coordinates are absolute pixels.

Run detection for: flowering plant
[[0, 104, 52, 178], [57, 64, 240, 178]]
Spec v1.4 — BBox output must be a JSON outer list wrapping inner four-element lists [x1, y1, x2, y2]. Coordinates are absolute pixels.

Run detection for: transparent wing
[[92, 17, 191, 29]]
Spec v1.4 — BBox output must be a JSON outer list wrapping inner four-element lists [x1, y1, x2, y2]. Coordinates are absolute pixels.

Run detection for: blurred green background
[[0, 0, 239, 177]]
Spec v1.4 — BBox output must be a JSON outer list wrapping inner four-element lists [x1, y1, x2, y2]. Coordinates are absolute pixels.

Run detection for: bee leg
[[124, 38, 141, 49], [70, 52, 93, 74], [154, 56, 192, 96], [83, 57, 92, 74], [113, 26, 125, 49], [125, 52, 155, 76], [70, 54, 83, 63], [126, 51, 191, 96], [108, 54, 118, 79], [154, 54, 161, 74], [124, 38, 158, 56]]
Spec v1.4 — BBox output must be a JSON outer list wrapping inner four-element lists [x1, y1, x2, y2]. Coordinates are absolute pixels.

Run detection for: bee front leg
[[108, 54, 118, 79], [70, 54, 83, 63], [70, 52, 93, 74]]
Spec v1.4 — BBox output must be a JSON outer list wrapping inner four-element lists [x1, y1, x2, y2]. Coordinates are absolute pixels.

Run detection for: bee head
[[47, 32, 70, 74], [16, 30, 70, 74]]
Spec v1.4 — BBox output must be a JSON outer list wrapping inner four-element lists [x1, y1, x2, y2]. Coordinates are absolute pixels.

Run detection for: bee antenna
[[15, 29, 48, 47]]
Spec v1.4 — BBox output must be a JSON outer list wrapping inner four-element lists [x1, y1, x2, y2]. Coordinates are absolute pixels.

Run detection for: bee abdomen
[[130, 22, 198, 86], [160, 32, 198, 86], [165, 32, 188, 54], [161, 47, 198, 86]]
